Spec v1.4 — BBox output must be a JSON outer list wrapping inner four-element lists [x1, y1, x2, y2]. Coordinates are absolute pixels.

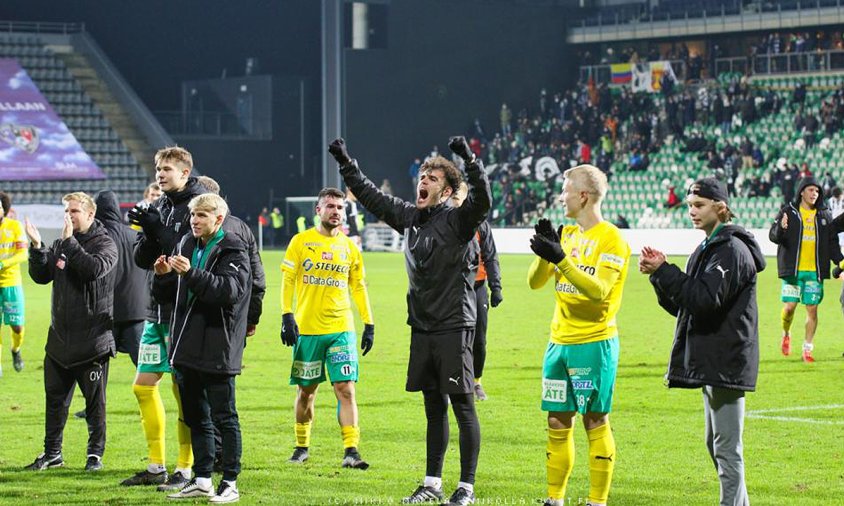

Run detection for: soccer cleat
[[157, 471, 190, 492], [24, 453, 64, 471], [11, 349, 23, 372], [287, 446, 309, 464], [445, 487, 475, 505], [167, 478, 214, 499], [802, 349, 815, 363], [401, 485, 444, 503], [543, 500, 564, 506], [121, 469, 168, 486], [210, 481, 240, 504], [780, 334, 791, 356], [85, 455, 103, 472], [341, 447, 369, 470], [473, 383, 488, 401]]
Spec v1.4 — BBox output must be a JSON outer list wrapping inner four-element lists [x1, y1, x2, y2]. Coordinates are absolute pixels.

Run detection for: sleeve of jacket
[[825, 211, 844, 266], [454, 160, 492, 241], [768, 207, 786, 244], [184, 247, 251, 307], [648, 269, 680, 316], [133, 231, 161, 269], [27, 243, 54, 285], [832, 211, 844, 234], [649, 244, 743, 319], [152, 271, 178, 303], [477, 221, 502, 291], [241, 222, 266, 325], [339, 160, 416, 233], [61, 234, 118, 282]]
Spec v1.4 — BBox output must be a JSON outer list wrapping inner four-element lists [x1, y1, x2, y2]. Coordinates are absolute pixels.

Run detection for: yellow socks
[[171, 380, 193, 469], [586, 423, 616, 505], [341, 425, 360, 449], [295, 422, 312, 448], [546, 427, 575, 500], [781, 307, 794, 333], [133, 384, 165, 466], [11, 328, 23, 351]]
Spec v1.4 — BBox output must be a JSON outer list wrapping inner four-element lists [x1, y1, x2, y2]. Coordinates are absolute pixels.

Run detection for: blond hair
[[564, 164, 608, 203], [188, 193, 228, 218], [155, 146, 193, 170], [62, 192, 96, 213]]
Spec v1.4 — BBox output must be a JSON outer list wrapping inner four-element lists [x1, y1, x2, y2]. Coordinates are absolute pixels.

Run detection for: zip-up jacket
[[475, 220, 502, 291], [340, 158, 491, 331], [224, 214, 266, 327], [153, 232, 251, 375], [95, 191, 150, 322], [768, 177, 842, 280], [650, 224, 765, 391], [29, 220, 118, 368], [134, 177, 207, 323]]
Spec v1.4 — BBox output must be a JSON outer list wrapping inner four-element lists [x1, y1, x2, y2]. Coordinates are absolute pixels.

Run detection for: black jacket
[[29, 220, 118, 368], [340, 159, 492, 331], [95, 191, 150, 322], [134, 177, 208, 323], [476, 220, 502, 292], [154, 232, 251, 375], [769, 177, 842, 280], [223, 214, 266, 327], [650, 224, 765, 391]]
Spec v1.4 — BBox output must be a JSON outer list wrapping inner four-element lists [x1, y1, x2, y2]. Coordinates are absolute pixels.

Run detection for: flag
[[631, 63, 652, 93], [610, 63, 632, 84]]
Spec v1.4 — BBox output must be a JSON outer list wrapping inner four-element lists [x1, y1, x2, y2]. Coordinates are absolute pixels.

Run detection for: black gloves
[[127, 205, 163, 238], [490, 289, 503, 308], [448, 136, 475, 163], [530, 218, 565, 264], [281, 313, 299, 346], [328, 138, 352, 166], [834, 266, 843, 279], [361, 323, 375, 356]]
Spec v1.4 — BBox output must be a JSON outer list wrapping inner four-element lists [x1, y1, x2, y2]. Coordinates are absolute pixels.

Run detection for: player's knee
[[548, 411, 576, 429], [333, 381, 355, 402]]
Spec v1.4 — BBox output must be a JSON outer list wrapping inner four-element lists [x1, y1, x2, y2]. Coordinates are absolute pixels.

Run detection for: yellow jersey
[[0, 218, 28, 287], [528, 220, 630, 345], [797, 206, 817, 272], [281, 228, 373, 335]]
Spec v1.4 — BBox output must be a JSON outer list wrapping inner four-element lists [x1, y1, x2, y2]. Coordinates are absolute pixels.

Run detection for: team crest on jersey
[[322, 252, 333, 261], [303, 259, 314, 271]]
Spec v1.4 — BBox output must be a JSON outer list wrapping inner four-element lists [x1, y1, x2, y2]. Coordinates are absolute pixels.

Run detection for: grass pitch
[[0, 251, 843, 505]]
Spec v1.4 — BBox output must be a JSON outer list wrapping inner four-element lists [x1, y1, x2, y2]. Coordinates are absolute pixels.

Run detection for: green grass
[[1, 251, 843, 505]]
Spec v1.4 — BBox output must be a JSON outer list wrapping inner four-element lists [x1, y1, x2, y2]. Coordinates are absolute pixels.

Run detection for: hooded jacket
[[340, 159, 491, 331], [223, 214, 265, 327], [649, 224, 765, 391], [29, 220, 118, 368], [768, 176, 842, 280], [153, 231, 251, 375], [134, 176, 208, 323], [95, 191, 150, 322]]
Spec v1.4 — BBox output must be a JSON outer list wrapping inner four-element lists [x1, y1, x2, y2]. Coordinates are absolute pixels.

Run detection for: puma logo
[[595, 454, 614, 462], [715, 265, 729, 278], [448, 376, 460, 385]]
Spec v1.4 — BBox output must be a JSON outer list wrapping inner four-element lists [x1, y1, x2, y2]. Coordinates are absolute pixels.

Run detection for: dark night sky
[[0, 0, 321, 111]]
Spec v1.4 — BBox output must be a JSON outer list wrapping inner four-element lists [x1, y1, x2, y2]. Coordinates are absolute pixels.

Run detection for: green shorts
[[289, 331, 359, 386], [136, 321, 171, 374], [781, 271, 823, 305], [541, 336, 619, 414], [0, 285, 25, 326]]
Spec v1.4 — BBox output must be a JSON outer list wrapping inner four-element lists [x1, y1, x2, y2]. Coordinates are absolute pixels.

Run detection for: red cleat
[[781, 334, 791, 356], [802, 349, 815, 363]]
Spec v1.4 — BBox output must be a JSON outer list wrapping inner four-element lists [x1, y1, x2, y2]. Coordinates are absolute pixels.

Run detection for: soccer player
[[280, 187, 375, 469], [121, 146, 207, 489], [0, 192, 28, 376], [25, 193, 118, 472], [769, 176, 844, 362], [451, 182, 502, 401], [640, 177, 763, 505], [527, 165, 630, 506], [331, 136, 490, 506]]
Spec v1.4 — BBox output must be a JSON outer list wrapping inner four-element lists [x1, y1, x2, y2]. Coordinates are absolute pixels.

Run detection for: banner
[[651, 61, 677, 92], [0, 59, 105, 180], [610, 63, 632, 84], [631, 63, 652, 93]]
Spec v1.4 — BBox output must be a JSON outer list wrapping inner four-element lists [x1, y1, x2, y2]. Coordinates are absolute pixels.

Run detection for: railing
[[156, 110, 270, 139], [714, 56, 749, 77], [752, 49, 844, 75], [579, 59, 687, 86], [0, 21, 84, 34]]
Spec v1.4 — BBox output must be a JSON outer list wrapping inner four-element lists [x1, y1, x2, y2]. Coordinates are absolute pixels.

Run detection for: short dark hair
[[318, 187, 345, 204], [420, 156, 461, 195], [0, 192, 11, 214]]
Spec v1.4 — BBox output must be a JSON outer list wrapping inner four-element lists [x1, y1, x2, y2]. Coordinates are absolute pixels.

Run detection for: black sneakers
[[445, 487, 475, 505], [157, 470, 190, 492], [11, 349, 23, 372], [24, 453, 64, 471], [287, 446, 309, 464], [121, 469, 168, 486], [85, 455, 103, 472], [401, 485, 444, 504], [340, 447, 369, 470]]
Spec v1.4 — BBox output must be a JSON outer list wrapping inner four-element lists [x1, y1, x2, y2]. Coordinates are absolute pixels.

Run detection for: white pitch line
[[748, 404, 844, 414], [746, 404, 844, 425]]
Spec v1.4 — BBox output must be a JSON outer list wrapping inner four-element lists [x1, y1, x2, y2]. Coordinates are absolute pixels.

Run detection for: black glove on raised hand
[[530, 218, 565, 264], [833, 266, 843, 279], [448, 136, 474, 163], [281, 313, 299, 346], [361, 323, 375, 356], [490, 289, 503, 308], [127, 205, 163, 238], [328, 138, 352, 166]]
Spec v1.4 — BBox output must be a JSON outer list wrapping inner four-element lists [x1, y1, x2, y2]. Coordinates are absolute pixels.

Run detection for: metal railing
[[751, 49, 844, 75], [0, 20, 84, 34], [714, 56, 749, 77], [155, 110, 270, 139]]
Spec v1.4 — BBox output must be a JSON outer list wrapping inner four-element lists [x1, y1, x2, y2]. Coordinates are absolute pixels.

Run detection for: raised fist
[[448, 136, 473, 162], [328, 138, 352, 166]]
